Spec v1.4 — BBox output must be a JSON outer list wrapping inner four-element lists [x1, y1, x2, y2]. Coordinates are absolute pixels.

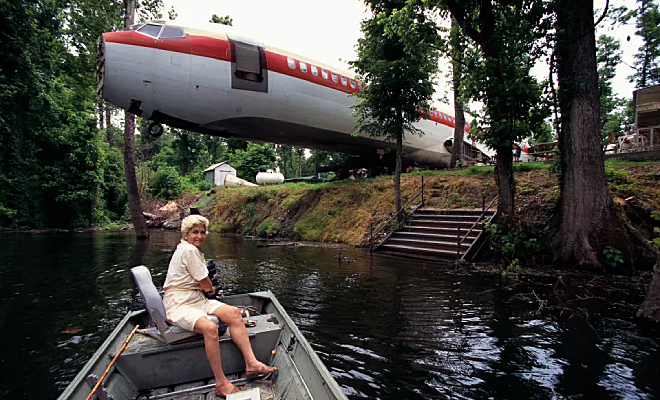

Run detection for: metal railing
[[456, 194, 498, 259], [370, 176, 425, 252]]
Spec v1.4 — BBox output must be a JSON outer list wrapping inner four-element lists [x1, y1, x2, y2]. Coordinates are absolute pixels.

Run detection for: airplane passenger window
[[300, 62, 308, 73], [322, 69, 328, 79], [138, 24, 162, 38], [159, 26, 185, 39], [349, 79, 356, 88], [311, 66, 318, 76], [331, 72, 338, 83], [287, 58, 296, 69], [341, 76, 347, 86], [358, 81, 363, 90]]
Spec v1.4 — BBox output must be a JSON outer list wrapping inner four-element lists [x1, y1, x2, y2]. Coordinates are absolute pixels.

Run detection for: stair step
[[409, 220, 482, 229], [411, 214, 484, 222], [378, 244, 462, 258], [416, 208, 495, 216], [391, 232, 476, 243], [386, 238, 470, 251], [401, 226, 482, 236]]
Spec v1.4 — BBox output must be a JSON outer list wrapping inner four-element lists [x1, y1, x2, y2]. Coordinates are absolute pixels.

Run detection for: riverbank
[[189, 161, 657, 251]]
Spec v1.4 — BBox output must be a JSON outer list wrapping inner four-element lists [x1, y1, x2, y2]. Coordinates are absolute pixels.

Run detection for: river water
[[0, 230, 658, 399]]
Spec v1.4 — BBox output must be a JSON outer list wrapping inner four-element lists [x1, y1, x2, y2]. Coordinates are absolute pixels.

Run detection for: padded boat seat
[[130, 265, 226, 344]]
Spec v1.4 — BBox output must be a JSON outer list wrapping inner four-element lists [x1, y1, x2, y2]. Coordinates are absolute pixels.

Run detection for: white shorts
[[163, 289, 224, 332]]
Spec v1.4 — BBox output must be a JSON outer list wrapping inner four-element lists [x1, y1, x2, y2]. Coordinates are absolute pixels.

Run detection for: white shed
[[204, 162, 237, 186]]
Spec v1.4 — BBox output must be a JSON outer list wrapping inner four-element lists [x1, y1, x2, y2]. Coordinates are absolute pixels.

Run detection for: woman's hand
[[205, 286, 216, 297]]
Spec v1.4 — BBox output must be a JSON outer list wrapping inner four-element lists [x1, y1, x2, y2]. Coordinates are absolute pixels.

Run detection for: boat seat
[[130, 265, 226, 344]]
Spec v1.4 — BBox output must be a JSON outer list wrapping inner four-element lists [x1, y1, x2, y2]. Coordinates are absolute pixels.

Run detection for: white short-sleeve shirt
[[163, 240, 208, 291]]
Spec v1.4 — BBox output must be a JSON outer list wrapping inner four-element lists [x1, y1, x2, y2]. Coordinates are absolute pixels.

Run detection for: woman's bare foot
[[246, 361, 277, 377], [215, 381, 241, 398]]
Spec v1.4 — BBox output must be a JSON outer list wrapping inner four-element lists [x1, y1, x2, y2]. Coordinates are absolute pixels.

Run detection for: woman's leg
[[193, 316, 238, 396], [211, 304, 277, 375]]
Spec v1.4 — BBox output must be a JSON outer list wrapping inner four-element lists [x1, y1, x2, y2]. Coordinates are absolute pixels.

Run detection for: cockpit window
[[159, 26, 185, 39], [138, 24, 162, 38], [122, 23, 144, 31]]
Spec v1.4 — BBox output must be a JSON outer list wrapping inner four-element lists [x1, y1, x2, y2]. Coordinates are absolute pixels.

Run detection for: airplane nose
[[96, 34, 105, 98]]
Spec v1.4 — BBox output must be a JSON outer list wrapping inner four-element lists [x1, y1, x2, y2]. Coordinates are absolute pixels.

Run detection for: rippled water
[[0, 230, 657, 399]]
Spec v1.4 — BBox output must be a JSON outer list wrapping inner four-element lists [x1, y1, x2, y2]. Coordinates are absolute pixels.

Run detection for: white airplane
[[97, 20, 473, 167]]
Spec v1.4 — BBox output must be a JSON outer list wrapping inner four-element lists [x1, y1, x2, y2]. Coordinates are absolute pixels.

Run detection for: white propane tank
[[224, 174, 257, 187], [256, 169, 285, 185]]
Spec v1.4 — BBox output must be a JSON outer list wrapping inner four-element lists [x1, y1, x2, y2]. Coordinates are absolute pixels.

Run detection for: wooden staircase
[[377, 208, 495, 260]]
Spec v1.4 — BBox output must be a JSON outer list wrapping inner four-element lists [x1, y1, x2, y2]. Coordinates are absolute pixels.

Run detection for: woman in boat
[[163, 215, 276, 397]]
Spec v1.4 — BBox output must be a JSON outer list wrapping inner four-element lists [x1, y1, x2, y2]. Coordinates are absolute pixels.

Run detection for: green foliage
[[257, 219, 278, 238], [629, 0, 660, 87], [485, 221, 545, 266], [350, 1, 440, 142], [210, 14, 233, 25], [597, 34, 625, 132], [149, 166, 183, 200], [445, 1, 552, 150], [229, 143, 276, 182], [241, 203, 260, 235], [604, 164, 632, 184], [602, 246, 624, 268]]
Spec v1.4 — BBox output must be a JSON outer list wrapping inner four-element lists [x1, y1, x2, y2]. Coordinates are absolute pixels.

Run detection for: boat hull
[[57, 291, 347, 400]]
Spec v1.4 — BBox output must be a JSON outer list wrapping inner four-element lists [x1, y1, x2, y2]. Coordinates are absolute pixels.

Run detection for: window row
[[430, 109, 455, 124], [287, 57, 362, 90]]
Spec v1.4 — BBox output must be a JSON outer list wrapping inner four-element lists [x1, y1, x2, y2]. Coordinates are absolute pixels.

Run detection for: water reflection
[[0, 231, 657, 399]]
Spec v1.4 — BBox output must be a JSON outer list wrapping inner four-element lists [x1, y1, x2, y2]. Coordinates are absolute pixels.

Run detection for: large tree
[[551, 0, 632, 267], [351, 0, 440, 218], [443, 0, 551, 228]]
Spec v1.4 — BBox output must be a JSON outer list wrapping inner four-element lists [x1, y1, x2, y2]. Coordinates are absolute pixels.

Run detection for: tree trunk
[[450, 18, 465, 169], [551, 0, 630, 268], [394, 128, 403, 222], [495, 146, 514, 228], [124, 111, 148, 239], [105, 101, 113, 146], [122, 0, 148, 239], [451, 83, 465, 168], [99, 101, 105, 131], [298, 149, 302, 177]]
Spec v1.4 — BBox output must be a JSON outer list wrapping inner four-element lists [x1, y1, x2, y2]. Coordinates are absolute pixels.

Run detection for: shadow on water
[[0, 230, 657, 399]]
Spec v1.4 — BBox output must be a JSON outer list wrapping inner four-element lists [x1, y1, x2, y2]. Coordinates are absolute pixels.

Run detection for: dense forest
[[0, 0, 657, 232]]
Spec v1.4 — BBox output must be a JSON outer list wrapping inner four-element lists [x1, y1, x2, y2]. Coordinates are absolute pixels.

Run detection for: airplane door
[[229, 39, 268, 93]]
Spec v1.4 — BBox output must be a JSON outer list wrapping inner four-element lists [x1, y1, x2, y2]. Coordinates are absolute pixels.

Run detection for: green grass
[[604, 159, 660, 167]]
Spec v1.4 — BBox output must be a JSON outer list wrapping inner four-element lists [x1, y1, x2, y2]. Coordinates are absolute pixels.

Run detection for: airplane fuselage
[[97, 21, 470, 166]]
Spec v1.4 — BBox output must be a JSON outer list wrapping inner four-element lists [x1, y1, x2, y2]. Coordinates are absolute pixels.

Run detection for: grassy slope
[[200, 161, 660, 246]]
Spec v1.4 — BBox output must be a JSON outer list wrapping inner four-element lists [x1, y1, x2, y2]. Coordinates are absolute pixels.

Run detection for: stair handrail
[[458, 195, 498, 247], [370, 176, 425, 250]]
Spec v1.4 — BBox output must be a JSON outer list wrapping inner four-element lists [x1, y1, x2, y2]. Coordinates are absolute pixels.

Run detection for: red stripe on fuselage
[[103, 30, 464, 130]]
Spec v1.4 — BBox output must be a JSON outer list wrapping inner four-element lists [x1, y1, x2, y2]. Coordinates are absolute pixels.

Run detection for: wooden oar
[[86, 324, 139, 400]]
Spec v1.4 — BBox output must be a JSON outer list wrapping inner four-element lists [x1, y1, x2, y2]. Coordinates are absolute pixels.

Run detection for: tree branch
[[442, 0, 483, 45]]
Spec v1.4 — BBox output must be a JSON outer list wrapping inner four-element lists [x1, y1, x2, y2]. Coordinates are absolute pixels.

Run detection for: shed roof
[[203, 162, 234, 173]]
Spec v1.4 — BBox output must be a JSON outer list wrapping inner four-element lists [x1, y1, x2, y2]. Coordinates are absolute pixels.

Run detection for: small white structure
[[204, 162, 236, 186]]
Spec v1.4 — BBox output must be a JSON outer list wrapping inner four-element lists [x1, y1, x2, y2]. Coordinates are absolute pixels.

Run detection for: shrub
[[149, 166, 183, 200], [257, 219, 278, 238]]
